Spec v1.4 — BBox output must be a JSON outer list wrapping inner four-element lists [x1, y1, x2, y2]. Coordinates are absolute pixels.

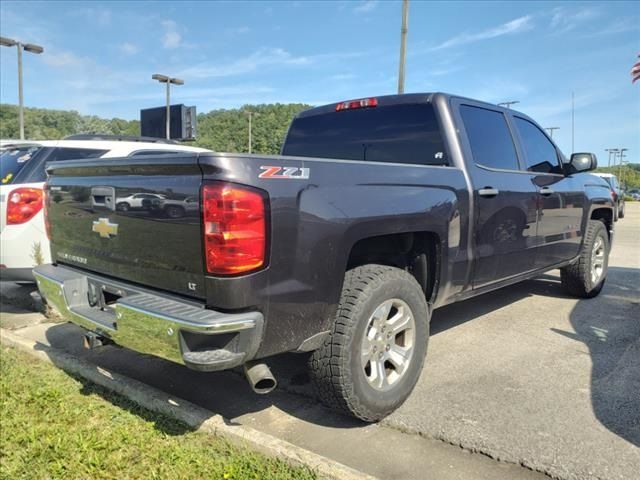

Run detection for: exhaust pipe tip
[[244, 361, 277, 394], [83, 332, 111, 350]]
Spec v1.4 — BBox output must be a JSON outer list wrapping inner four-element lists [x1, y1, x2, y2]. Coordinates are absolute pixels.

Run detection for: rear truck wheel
[[619, 203, 625, 219], [560, 219, 609, 298], [309, 264, 430, 422]]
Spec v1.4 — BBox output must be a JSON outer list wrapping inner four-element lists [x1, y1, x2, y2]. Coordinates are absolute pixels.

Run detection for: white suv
[[0, 135, 210, 282]]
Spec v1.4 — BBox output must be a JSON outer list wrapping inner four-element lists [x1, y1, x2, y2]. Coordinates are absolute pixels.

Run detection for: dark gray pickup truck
[[34, 93, 614, 421]]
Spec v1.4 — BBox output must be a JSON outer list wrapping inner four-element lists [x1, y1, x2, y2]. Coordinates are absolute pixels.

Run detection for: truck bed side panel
[[199, 154, 469, 357]]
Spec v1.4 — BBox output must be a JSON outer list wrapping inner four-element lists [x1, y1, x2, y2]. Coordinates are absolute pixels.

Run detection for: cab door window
[[513, 117, 562, 174], [459, 105, 520, 171]]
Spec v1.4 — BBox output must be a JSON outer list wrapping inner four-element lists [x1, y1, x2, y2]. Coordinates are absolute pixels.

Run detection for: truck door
[[455, 102, 539, 289], [509, 115, 585, 267]]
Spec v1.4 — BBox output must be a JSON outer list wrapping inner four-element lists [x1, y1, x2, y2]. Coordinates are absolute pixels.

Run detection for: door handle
[[540, 187, 554, 196], [478, 187, 499, 197]]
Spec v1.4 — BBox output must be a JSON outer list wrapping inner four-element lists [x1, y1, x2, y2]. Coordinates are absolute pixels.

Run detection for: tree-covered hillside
[[595, 164, 640, 190], [0, 103, 311, 155]]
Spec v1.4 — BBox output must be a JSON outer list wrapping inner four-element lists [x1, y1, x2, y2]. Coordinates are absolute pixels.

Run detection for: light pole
[[397, 0, 409, 94], [618, 148, 628, 183], [244, 111, 260, 154], [0, 36, 44, 140], [498, 101, 519, 109], [545, 127, 560, 139], [151, 74, 184, 139], [605, 148, 619, 168]]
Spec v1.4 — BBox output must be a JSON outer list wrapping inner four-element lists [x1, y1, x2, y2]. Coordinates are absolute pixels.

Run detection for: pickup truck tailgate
[[46, 154, 206, 299]]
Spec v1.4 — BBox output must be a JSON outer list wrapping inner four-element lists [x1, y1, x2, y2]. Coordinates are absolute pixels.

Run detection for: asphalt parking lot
[[2, 204, 638, 480]]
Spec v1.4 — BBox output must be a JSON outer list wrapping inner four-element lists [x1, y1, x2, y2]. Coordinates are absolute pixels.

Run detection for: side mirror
[[567, 152, 597, 174]]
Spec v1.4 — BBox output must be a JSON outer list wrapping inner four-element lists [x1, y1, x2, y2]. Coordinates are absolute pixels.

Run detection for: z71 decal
[[259, 166, 310, 179]]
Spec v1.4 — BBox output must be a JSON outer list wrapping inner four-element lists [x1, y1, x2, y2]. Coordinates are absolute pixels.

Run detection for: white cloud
[[549, 7, 600, 34], [42, 51, 87, 67], [178, 48, 364, 79], [330, 73, 356, 81], [229, 26, 250, 34], [593, 17, 639, 36], [161, 20, 182, 49], [354, 1, 377, 13], [119, 42, 139, 55], [430, 15, 533, 51]]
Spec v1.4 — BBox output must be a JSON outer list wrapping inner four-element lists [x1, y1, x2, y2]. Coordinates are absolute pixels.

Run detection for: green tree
[[0, 102, 311, 154]]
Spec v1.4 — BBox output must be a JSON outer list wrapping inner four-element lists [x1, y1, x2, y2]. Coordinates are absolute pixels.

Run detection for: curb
[[0, 328, 377, 480]]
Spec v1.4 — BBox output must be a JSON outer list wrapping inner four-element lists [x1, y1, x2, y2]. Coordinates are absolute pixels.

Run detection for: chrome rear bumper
[[33, 264, 263, 371]]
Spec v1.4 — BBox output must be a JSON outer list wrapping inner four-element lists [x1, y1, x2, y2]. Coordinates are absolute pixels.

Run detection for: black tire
[[560, 220, 609, 298], [619, 203, 625, 219], [309, 264, 430, 422], [164, 205, 185, 218], [116, 202, 130, 212]]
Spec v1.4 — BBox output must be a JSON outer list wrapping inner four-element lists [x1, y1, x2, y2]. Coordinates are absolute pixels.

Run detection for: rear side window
[[1, 146, 44, 185], [460, 105, 519, 171], [28, 147, 108, 182], [283, 103, 448, 166], [513, 117, 562, 174]]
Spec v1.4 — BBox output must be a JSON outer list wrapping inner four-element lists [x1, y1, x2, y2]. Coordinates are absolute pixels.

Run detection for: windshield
[[0, 146, 44, 185]]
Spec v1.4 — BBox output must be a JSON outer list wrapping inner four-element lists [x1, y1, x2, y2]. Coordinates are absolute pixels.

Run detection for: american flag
[[632, 53, 640, 84]]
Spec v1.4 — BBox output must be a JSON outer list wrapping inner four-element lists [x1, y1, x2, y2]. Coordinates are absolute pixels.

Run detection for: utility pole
[[498, 101, 519, 109], [0, 36, 44, 140], [618, 148, 628, 185], [605, 148, 619, 168], [151, 74, 184, 139], [545, 127, 560, 139], [244, 111, 259, 154], [571, 91, 575, 153], [397, 0, 409, 94]]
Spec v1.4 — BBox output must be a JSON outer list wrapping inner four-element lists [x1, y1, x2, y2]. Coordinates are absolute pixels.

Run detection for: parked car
[[627, 188, 640, 201], [0, 135, 210, 281], [592, 173, 625, 220], [115, 193, 167, 211], [34, 93, 614, 422]]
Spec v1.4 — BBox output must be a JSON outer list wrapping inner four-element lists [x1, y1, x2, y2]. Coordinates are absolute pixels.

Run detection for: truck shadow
[[40, 266, 639, 439], [550, 266, 640, 447]]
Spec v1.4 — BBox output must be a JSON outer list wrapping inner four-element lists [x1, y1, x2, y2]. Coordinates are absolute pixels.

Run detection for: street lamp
[[244, 111, 260, 154], [151, 74, 184, 139], [1, 36, 44, 140], [545, 127, 560, 139], [618, 148, 629, 182], [498, 101, 520, 109], [605, 148, 619, 168]]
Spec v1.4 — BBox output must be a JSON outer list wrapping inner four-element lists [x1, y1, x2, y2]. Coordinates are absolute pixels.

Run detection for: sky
[[0, 0, 638, 160]]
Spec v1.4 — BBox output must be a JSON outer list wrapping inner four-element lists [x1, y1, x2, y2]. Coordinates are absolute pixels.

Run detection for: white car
[[115, 193, 166, 211], [0, 135, 210, 282]]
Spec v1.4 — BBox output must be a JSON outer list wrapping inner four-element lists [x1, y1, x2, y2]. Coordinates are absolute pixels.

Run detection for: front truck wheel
[[560, 219, 610, 298], [309, 264, 430, 422]]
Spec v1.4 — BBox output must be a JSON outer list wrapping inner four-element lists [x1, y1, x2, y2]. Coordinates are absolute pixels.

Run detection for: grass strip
[[0, 346, 316, 480]]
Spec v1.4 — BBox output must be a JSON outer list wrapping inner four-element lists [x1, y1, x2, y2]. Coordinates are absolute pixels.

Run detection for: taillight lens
[[6, 187, 43, 225], [202, 182, 267, 275], [336, 97, 378, 111]]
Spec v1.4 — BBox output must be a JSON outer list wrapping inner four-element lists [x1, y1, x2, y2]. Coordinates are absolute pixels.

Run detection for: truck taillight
[[202, 182, 267, 275], [6, 187, 43, 225]]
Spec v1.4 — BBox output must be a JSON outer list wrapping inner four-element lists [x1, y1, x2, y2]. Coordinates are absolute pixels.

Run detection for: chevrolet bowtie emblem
[[92, 218, 118, 238]]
